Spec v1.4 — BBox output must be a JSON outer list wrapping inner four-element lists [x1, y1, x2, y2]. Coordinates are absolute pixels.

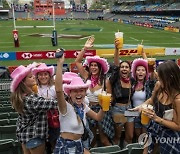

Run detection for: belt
[[116, 102, 131, 106]]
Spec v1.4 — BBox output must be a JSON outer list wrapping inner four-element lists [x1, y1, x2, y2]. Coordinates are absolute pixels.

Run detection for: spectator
[[54, 52, 105, 154], [75, 36, 114, 147], [32, 63, 60, 154], [10, 64, 57, 154], [131, 58, 156, 139], [132, 60, 180, 154], [106, 38, 134, 146]]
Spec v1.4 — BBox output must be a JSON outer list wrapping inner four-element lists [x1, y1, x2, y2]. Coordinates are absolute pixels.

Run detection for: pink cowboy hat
[[10, 65, 33, 92], [131, 58, 149, 80], [63, 77, 91, 95], [86, 56, 109, 74], [62, 72, 79, 83], [32, 63, 54, 76]]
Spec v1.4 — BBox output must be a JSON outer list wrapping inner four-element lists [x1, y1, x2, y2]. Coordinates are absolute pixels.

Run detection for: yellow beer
[[98, 93, 102, 106], [147, 58, 156, 73], [115, 32, 123, 49], [101, 93, 111, 111], [141, 110, 150, 125], [137, 44, 143, 54], [32, 84, 38, 94]]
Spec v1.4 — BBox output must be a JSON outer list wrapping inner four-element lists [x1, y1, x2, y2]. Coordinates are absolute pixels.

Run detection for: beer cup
[[147, 58, 156, 73], [141, 104, 153, 125], [137, 44, 143, 54], [101, 93, 111, 111], [115, 32, 123, 49], [32, 84, 38, 94]]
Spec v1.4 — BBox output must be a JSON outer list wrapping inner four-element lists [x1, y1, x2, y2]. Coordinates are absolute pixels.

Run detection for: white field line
[[130, 37, 139, 41], [79, 36, 90, 40]]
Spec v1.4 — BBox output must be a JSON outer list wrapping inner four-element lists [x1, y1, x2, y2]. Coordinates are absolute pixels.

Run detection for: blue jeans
[[112, 104, 134, 126], [25, 137, 45, 149]]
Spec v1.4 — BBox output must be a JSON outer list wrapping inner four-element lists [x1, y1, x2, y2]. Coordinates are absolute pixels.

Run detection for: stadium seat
[[126, 143, 144, 154], [0, 113, 10, 119], [9, 112, 18, 119], [0, 139, 14, 154], [0, 119, 9, 126], [0, 125, 17, 140], [0, 106, 15, 113], [90, 145, 121, 153]]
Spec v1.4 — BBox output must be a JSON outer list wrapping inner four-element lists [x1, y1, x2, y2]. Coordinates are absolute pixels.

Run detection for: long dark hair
[[157, 60, 180, 101], [88, 62, 105, 86]]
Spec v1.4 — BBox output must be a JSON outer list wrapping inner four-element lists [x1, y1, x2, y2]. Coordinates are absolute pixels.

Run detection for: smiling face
[[136, 66, 147, 81], [24, 72, 36, 88], [37, 71, 51, 85], [70, 88, 87, 105], [89, 62, 101, 76], [120, 62, 131, 78]]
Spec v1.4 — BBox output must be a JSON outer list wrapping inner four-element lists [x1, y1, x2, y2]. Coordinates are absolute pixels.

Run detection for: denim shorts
[[25, 137, 45, 149], [112, 104, 134, 125], [54, 137, 83, 154]]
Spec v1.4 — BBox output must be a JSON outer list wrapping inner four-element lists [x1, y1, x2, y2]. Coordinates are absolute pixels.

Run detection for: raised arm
[[75, 36, 95, 80], [114, 39, 120, 66], [55, 50, 67, 114], [142, 48, 147, 60]]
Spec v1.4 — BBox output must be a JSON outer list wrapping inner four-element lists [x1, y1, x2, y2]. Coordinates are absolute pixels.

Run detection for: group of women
[[10, 36, 180, 154]]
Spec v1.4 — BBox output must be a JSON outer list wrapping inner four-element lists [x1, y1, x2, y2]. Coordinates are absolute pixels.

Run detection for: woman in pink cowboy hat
[[54, 50, 104, 154], [10, 64, 58, 154], [131, 58, 156, 140], [75, 36, 113, 147], [32, 63, 60, 154]]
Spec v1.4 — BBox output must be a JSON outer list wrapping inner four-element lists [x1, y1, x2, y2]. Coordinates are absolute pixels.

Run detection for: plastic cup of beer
[[101, 93, 111, 111], [137, 44, 143, 54], [115, 32, 123, 49], [147, 58, 156, 73], [32, 84, 38, 94], [141, 104, 153, 125]]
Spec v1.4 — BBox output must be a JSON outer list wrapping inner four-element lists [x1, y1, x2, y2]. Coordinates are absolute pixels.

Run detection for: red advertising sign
[[16, 50, 96, 60]]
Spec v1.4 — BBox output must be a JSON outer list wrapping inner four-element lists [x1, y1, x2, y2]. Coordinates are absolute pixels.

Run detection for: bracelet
[[160, 118, 163, 125]]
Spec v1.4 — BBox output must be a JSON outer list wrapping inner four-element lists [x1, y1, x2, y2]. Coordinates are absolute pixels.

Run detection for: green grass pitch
[[0, 20, 180, 66]]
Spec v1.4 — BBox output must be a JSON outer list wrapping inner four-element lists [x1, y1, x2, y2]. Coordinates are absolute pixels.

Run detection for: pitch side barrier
[[96, 48, 165, 57]]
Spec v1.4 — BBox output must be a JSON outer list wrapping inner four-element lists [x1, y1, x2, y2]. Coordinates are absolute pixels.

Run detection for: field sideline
[[0, 20, 180, 66]]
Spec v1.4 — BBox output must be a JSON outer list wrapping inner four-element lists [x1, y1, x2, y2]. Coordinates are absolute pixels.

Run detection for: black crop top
[[116, 87, 130, 104], [154, 100, 172, 118]]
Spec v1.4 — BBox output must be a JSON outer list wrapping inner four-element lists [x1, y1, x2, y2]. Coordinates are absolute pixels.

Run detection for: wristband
[[160, 118, 163, 125]]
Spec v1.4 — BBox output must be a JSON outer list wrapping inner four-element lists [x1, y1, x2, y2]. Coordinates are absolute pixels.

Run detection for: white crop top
[[132, 90, 146, 107], [60, 102, 90, 134], [38, 85, 56, 99], [86, 88, 102, 103]]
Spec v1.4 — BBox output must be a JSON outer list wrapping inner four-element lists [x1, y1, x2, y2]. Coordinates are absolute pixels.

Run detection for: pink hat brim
[[131, 58, 149, 81], [86, 56, 109, 74], [63, 80, 91, 95], [10, 67, 32, 92], [32, 66, 54, 76]]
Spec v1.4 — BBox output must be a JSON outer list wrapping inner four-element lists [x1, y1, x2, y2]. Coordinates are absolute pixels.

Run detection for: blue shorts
[[134, 116, 144, 128], [112, 104, 134, 125], [134, 116, 149, 129], [54, 137, 84, 154], [25, 137, 45, 149]]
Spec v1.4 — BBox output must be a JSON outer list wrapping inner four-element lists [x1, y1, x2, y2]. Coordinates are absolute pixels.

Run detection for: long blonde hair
[[10, 81, 32, 114]]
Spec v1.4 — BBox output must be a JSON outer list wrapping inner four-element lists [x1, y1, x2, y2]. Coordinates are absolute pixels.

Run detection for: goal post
[[11, 0, 57, 47]]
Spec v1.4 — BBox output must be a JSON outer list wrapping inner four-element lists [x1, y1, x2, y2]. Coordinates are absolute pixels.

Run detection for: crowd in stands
[[111, 2, 180, 12], [4, 36, 180, 154]]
